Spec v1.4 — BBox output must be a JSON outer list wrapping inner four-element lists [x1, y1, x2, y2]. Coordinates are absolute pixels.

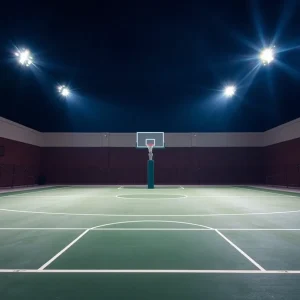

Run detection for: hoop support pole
[[147, 160, 154, 189]]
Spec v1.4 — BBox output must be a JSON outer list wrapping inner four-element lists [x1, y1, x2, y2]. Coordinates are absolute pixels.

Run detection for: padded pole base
[[147, 160, 154, 189]]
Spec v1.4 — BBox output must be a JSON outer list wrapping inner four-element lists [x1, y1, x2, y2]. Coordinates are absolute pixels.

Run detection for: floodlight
[[224, 85, 236, 97], [260, 47, 275, 65], [15, 49, 33, 66], [58, 85, 70, 97]]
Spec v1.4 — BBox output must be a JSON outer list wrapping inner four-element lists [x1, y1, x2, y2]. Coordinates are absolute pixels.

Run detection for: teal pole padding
[[147, 160, 154, 189]]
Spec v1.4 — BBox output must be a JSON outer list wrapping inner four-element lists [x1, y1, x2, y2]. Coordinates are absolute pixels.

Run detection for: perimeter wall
[[41, 133, 264, 185], [0, 116, 300, 186], [264, 119, 300, 187], [0, 118, 41, 187]]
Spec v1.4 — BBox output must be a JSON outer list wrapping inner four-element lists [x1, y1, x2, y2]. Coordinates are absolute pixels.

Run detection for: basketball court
[[3, 0, 300, 297], [0, 185, 300, 299]]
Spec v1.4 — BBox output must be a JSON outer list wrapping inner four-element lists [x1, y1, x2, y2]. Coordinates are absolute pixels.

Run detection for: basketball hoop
[[146, 142, 154, 160], [147, 143, 154, 152]]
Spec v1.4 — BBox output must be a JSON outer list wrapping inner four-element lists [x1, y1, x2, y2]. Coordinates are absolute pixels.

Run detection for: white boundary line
[[93, 228, 212, 231], [36, 220, 213, 270], [2, 221, 297, 271], [3, 220, 299, 272], [38, 229, 90, 270], [216, 228, 300, 231], [236, 186, 297, 193], [1, 207, 300, 217], [90, 220, 214, 230], [234, 186, 299, 198], [215, 230, 265, 271], [0, 269, 300, 274], [0, 228, 88, 230], [0, 228, 300, 231], [0, 186, 60, 194], [0, 186, 70, 198]]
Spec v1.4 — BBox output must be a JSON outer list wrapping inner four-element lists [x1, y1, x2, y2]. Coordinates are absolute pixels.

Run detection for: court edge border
[[0, 269, 299, 274], [1, 228, 300, 230], [1, 186, 300, 274]]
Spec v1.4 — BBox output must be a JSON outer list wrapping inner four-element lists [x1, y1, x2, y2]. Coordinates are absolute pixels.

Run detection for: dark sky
[[0, 0, 300, 132]]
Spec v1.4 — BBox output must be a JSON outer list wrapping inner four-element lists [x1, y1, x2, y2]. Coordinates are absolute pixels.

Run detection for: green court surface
[[1, 185, 300, 299]]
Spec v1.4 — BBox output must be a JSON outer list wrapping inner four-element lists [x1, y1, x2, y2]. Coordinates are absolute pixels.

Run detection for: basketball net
[[147, 144, 154, 160]]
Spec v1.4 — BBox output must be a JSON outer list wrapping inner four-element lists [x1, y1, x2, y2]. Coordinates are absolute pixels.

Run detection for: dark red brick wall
[[3, 134, 299, 187], [265, 138, 300, 187], [0, 137, 41, 187], [41, 147, 264, 185]]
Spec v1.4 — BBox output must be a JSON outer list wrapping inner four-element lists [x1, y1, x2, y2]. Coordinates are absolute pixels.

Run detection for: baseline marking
[[0, 228, 88, 230], [1, 207, 300, 217], [215, 230, 265, 271], [0, 269, 300, 274], [38, 229, 90, 270], [0, 228, 299, 231], [217, 228, 300, 231]]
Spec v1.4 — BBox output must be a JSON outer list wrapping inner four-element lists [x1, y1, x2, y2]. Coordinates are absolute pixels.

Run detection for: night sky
[[0, 0, 300, 132]]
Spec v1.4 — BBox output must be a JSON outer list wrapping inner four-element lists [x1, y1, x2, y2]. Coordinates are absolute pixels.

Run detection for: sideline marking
[[215, 230, 265, 271], [0, 269, 300, 274], [38, 229, 90, 270], [235, 186, 300, 198], [0, 186, 70, 198], [1, 207, 300, 217]]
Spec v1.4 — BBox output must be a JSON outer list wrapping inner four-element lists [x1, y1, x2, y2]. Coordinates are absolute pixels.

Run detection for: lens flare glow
[[260, 47, 275, 65], [15, 49, 33, 66], [224, 85, 236, 97], [58, 85, 70, 97]]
